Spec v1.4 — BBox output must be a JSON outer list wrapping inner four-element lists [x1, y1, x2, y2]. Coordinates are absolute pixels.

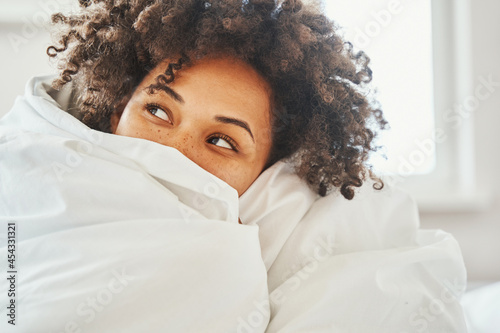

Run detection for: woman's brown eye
[[207, 135, 238, 151], [147, 105, 170, 122], [209, 137, 232, 149]]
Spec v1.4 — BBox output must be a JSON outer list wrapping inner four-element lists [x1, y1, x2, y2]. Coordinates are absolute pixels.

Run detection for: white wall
[[1, 0, 499, 281], [0, 24, 55, 115], [420, 0, 500, 282], [0, 1, 74, 114]]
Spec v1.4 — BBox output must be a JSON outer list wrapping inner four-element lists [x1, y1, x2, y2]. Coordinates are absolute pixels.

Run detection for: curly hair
[[48, 0, 387, 199]]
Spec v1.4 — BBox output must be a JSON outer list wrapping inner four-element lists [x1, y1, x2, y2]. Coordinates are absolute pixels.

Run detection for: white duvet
[[0, 76, 467, 332]]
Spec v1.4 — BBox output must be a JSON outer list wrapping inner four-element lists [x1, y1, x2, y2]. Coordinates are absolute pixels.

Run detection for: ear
[[110, 94, 131, 133]]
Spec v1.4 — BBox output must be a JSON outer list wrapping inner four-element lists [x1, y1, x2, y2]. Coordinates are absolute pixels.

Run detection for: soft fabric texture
[[462, 282, 500, 333], [0, 76, 467, 332]]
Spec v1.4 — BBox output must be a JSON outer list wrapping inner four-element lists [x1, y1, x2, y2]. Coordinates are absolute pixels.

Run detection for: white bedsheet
[[462, 281, 500, 333], [0, 76, 468, 332], [241, 163, 468, 333]]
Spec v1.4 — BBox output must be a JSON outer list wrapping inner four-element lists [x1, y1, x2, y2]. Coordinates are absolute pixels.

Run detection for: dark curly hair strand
[[47, 0, 387, 199]]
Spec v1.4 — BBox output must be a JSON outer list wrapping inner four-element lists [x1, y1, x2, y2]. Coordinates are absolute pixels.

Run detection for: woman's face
[[111, 57, 273, 196]]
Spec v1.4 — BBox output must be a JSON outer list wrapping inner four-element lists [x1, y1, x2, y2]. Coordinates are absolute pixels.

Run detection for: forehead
[[140, 56, 273, 124], [146, 57, 270, 94]]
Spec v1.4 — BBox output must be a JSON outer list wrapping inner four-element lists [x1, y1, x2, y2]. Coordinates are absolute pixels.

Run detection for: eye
[[146, 104, 171, 123], [207, 135, 238, 152]]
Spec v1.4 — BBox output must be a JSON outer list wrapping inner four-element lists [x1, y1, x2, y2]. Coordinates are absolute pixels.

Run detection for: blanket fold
[[1, 76, 269, 332], [0, 76, 467, 332]]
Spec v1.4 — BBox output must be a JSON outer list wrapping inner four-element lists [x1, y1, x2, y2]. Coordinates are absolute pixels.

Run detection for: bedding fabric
[[0, 76, 467, 332]]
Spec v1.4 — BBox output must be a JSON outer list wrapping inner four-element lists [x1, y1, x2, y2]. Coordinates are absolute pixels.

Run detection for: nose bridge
[[168, 127, 196, 158]]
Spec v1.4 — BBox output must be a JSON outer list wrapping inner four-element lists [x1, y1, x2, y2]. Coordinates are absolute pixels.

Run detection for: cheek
[[116, 110, 156, 140], [115, 109, 139, 135], [207, 162, 258, 196]]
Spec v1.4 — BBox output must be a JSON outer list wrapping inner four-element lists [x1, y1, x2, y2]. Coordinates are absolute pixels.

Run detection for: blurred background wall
[[0, 1, 59, 114], [420, 0, 500, 283], [0, 0, 498, 284]]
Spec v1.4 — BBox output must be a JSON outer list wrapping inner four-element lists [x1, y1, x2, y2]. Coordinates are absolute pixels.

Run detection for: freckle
[[158, 129, 160, 133]]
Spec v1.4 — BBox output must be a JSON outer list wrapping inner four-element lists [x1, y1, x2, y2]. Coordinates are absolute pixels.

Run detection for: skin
[[111, 57, 273, 196]]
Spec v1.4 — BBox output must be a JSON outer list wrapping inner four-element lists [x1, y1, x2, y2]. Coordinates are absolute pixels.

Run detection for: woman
[[0, 0, 467, 332], [47, 0, 386, 199]]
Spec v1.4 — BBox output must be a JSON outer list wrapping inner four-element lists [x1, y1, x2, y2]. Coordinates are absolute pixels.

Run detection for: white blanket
[[0, 76, 467, 332]]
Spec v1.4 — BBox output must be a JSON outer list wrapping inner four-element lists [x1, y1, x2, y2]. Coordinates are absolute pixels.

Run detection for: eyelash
[[208, 134, 239, 152], [146, 103, 172, 123], [146, 103, 239, 152]]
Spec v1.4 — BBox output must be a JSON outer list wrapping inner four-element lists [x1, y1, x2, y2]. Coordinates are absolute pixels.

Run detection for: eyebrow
[[144, 84, 185, 104], [215, 116, 255, 142]]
